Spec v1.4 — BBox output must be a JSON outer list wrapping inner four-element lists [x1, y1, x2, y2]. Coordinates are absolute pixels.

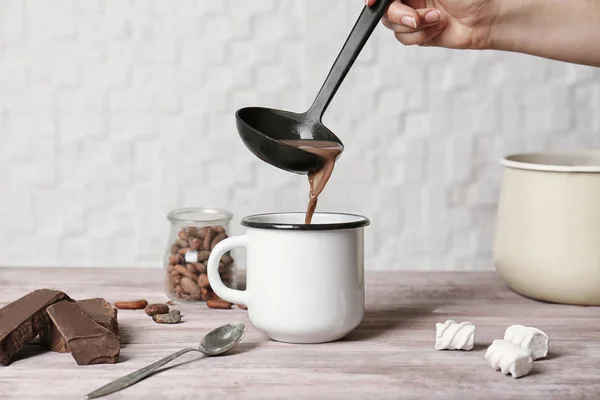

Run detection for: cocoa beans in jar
[[164, 208, 235, 303]]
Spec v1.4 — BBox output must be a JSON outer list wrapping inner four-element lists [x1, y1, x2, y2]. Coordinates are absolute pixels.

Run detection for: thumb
[[383, 1, 422, 29]]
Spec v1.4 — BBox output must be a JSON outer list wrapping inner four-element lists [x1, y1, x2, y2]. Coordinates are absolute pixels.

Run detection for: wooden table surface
[[1, 268, 599, 399]]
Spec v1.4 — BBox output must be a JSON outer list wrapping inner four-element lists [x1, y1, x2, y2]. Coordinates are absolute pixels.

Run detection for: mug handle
[[207, 235, 248, 306]]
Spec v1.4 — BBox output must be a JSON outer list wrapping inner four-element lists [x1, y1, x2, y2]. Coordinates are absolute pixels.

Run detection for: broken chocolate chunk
[[46, 300, 120, 365], [41, 298, 120, 353], [0, 289, 71, 365], [78, 298, 120, 341]]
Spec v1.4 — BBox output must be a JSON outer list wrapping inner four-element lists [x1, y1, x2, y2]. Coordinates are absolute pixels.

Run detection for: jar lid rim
[[167, 207, 233, 223]]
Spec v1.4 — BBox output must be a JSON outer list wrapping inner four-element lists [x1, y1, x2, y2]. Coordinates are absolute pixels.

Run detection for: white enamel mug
[[207, 212, 370, 344]]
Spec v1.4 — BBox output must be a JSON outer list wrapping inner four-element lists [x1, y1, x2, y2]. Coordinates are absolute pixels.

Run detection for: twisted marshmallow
[[434, 319, 475, 351]]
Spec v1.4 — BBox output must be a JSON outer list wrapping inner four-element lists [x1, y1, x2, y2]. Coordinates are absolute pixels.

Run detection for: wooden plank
[[0, 268, 599, 399]]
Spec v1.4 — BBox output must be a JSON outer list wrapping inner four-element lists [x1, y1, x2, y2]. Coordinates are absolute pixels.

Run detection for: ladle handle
[[307, 0, 393, 120]]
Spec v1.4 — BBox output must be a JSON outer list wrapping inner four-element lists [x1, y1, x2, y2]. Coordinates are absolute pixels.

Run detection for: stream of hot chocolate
[[280, 140, 343, 224]]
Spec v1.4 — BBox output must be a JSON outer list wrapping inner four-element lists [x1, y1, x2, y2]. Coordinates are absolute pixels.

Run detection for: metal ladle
[[235, 0, 393, 175], [85, 323, 247, 399]]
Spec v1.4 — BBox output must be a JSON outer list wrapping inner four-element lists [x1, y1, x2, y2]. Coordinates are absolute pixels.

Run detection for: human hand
[[365, 0, 600, 67], [365, 0, 500, 49]]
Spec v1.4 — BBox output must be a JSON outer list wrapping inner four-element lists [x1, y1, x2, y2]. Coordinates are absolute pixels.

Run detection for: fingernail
[[401, 16, 417, 29], [424, 10, 441, 23]]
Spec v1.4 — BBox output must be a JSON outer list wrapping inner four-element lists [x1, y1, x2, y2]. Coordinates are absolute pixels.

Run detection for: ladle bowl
[[235, 0, 393, 175], [236, 107, 343, 174]]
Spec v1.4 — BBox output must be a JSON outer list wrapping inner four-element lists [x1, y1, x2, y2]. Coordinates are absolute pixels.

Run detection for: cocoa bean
[[213, 225, 225, 234], [114, 300, 148, 310], [167, 264, 174, 273], [178, 230, 189, 241], [186, 263, 197, 274], [174, 264, 197, 281], [218, 263, 231, 273], [169, 255, 181, 265], [197, 273, 209, 288], [200, 287, 210, 300], [194, 262, 207, 274], [190, 238, 202, 251], [175, 285, 183, 295], [191, 292, 203, 301], [180, 277, 200, 296], [178, 247, 188, 256], [203, 228, 216, 250], [169, 273, 182, 286], [175, 238, 188, 248], [211, 233, 227, 250], [170, 244, 179, 255], [153, 310, 181, 324], [173, 264, 185, 273], [207, 299, 232, 309], [221, 254, 234, 266], [144, 303, 169, 316], [197, 250, 211, 262], [236, 304, 247, 310], [187, 226, 199, 237]]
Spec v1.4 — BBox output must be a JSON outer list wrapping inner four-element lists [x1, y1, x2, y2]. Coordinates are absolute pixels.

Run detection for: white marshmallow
[[435, 319, 475, 351], [503, 324, 549, 360], [485, 339, 533, 378]]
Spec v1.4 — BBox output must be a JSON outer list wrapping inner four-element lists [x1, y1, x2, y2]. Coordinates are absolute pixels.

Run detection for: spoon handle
[[307, 0, 393, 120], [85, 348, 200, 399]]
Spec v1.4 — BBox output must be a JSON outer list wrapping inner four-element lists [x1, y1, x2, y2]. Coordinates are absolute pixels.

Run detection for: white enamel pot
[[493, 151, 600, 306]]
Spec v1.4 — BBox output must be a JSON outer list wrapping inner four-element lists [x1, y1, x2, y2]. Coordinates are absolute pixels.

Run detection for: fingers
[[383, 1, 422, 29], [384, 4, 442, 30], [365, 0, 427, 7], [394, 20, 447, 46], [367, 0, 446, 47], [382, 15, 439, 34]]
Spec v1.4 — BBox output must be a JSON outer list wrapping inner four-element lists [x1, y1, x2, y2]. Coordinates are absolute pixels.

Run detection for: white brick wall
[[1, 0, 599, 270]]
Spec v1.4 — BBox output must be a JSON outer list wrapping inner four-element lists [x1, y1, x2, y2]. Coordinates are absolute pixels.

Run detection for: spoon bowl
[[200, 322, 247, 356], [235, 0, 392, 175]]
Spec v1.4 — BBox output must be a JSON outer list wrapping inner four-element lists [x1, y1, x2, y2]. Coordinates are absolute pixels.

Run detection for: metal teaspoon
[[85, 322, 247, 399]]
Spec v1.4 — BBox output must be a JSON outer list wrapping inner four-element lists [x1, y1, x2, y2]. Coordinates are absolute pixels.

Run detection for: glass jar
[[164, 207, 235, 303]]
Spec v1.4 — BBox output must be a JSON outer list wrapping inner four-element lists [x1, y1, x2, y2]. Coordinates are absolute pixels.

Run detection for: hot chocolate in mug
[[207, 212, 370, 344]]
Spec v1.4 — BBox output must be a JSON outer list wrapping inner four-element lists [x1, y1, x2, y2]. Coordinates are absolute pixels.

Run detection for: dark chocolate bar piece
[[41, 298, 120, 353], [46, 300, 120, 365], [77, 298, 120, 341], [0, 289, 71, 365]]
